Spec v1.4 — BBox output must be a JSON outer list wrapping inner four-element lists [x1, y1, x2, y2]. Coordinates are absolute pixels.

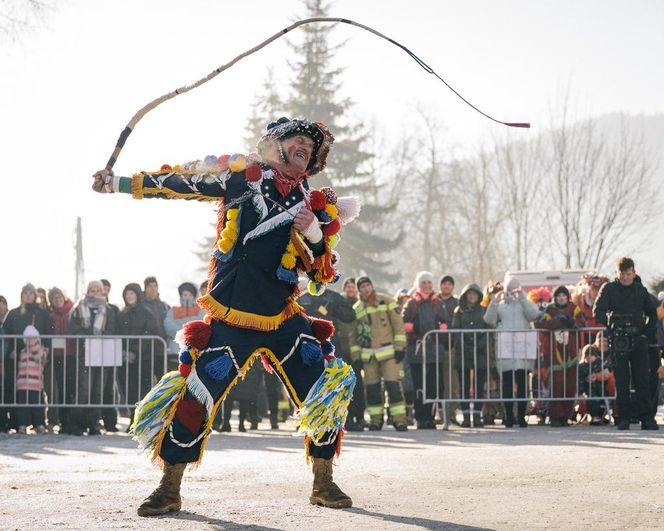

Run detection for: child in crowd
[[15, 325, 48, 434], [578, 332, 615, 425]]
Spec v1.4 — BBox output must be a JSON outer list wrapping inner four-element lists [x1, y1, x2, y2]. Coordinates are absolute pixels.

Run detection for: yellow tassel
[[226, 208, 239, 220], [220, 226, 238, 241], [217, 238, 233, 253], [197, 294, 303, 332], [131, 173, 145, 200]]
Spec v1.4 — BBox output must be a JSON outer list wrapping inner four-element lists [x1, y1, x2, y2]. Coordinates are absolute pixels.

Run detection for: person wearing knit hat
[[536, 285, 586, 427], [14, 324, 49, 434], [92, 115, 360, 514], [355, 276, 372, 289], [484, 275, 540, 428], [164, 283, 207, 368], [402, 271, 450, 429]]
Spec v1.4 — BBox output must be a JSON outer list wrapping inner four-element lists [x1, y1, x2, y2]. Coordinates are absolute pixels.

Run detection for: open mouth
[[294, 148, 309, 162]]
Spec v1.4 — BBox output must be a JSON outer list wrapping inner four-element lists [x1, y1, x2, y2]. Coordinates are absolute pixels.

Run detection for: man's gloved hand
[[294, 207, 323, 243], [394, 349, 406, 363], [92, 169, 115, 193]]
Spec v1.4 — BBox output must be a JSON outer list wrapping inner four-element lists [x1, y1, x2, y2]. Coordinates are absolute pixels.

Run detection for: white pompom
[[174, 329, 187, 350]]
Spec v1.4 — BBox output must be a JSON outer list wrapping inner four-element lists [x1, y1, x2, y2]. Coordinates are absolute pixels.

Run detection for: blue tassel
[[300, 341, 323, 366], [323, 340, 335, 356], [179, 348, 193, 364], [204, 353, 233, 380], [276, 264, 298, 284]]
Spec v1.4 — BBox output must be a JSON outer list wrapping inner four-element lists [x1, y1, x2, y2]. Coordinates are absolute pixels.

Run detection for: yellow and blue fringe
[[130, 371, 187, 458], [295, 358, 356, 460]]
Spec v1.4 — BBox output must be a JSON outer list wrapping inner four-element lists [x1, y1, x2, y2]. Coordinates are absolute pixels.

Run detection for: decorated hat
[[256, 117, 334, 175]]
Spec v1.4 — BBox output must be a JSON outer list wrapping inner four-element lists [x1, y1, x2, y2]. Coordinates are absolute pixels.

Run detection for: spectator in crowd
[[0, 295, 8, 431], [573, 273, 609, 327], [36, 287, 50, 311], [164, 282, 206, 370], [340, 278, 366, 430], [70, 280, 117, 434], [593, 257, 658, 430], [402, 272, 449, 429], [646, 290, 662, 419], [0, 295, 8, 329], [143, 276, 170, 340], [14, 325, 49, 434], [48, 287, 82, 435], [536, 286, 586, 427], [528, 286, 553, 424], [578, 332, 615, 425], [3, 283, 54, 431], [438, 275, 460, 422], [484, 276, 540, 428], [350, 276, 408, 431], [101, 279, 120, 321], [216, 363, 262, 432], [299, 280, 358, 429], [116, 283, 161, 428], [394, 288, 415, 426], [452, 283, 489, 428]]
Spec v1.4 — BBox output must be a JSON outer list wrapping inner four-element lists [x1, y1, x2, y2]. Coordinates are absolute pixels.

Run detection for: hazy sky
[[1, 0, 663, 308]]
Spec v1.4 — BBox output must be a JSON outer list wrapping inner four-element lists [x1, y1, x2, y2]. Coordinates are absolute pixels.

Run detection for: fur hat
[[256, 117, 334, 175]]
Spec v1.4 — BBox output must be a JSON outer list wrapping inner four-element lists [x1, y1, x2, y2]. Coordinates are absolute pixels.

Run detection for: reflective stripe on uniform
[[389, 404, 407, 416], [361, 344, 395, 362], [367, 406, 384, 416], [393, 334, 406, 342], [355, 304, 391, 319], [350, 345, 361, 354]]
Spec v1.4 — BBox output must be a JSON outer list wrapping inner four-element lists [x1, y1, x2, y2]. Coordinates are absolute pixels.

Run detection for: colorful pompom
[[229, 153, 246, 172], [245, 164, 262, 182], [300, 341, 324, 366], [320, 186, 337, 204], [179, 363, 192, 377], [281, 253, 297, 269], [173, 165, 182, 172], [328, 234, 340, 248], [204, 155, 219, 167], [204, 354, 233, 381], [160, 164, 172, 171], [311, 318, 335, 343], [178, 348, 193, 364], [324, 204, 338, 219], [218, 239, 233, 253], [182, 320, 212, 350], [218, 154, 230, 170], [308, 280, 325, 296], [322, 218, 341, 236], [309, 190, 326, 211]]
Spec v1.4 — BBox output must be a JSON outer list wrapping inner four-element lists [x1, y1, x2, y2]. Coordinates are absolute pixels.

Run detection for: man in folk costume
[[92, 117, 360, 515], [349, 276, 409, 431]]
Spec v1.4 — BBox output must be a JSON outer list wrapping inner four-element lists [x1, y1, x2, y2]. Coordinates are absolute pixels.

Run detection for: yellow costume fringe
[[198, 294, 303, 332]]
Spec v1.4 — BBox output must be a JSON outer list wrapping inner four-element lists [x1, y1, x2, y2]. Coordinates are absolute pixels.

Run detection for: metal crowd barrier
[[0, 334, 168, 409], [421, 327, 611, 429]]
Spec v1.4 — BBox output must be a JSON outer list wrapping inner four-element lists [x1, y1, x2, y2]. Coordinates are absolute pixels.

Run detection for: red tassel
[[334, 429, 345, 458], [261, 353, 274, 374], [183, 320, 212, 350], [311, 318, 335, 343]]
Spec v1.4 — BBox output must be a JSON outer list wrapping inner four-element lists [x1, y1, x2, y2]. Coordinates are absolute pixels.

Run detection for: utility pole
[[74, 217, 85, 299]]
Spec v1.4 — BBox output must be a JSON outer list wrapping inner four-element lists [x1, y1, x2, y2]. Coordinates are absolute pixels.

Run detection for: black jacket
[[451, 284, 490, 368], [593, 277, 657, 336], [3, 304, 54, 353], [298, 290, 356, 348]]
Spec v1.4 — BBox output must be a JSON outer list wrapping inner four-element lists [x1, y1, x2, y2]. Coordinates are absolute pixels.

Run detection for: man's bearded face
[[281, 135, 314, 173]]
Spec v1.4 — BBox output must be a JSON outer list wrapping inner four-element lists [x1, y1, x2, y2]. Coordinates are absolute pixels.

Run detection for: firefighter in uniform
[[350, 276, 408, 431]]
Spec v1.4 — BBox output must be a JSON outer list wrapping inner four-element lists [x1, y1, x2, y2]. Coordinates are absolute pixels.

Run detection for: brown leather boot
[[137, 462, 186, 517], [309, 457, 352, 508]]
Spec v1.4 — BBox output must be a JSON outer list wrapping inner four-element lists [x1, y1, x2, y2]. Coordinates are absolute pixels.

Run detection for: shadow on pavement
[[347, 506, 494, 530], [159, 510, 282, 530]]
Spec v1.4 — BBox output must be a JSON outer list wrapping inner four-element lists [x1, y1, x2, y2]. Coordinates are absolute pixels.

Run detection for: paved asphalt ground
[[1, 413, 663, 530]]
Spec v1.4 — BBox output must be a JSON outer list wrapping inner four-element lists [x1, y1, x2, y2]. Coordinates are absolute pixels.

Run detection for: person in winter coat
[[164, 282, 206, 370], [452, 283, 489, 427], [14, 325, 49, 434], [143, 276, 171, 340], [3, 283, 54, 430], [116, 283, 161, 425], [402, 271, 450, 429], [350, 276, 408, 431], [70, 280, 117, 434], [536, 286, 586, 426], [48, 287, 83, 435], [578, 333, 615, 424], [484, 276, 540, 428]]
